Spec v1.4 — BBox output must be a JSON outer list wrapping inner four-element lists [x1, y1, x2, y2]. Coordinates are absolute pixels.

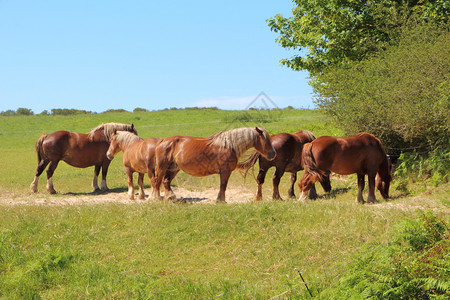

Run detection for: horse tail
[[237, 150, 260, 178], [302, 142, 326, 180], [302, 130, 316, 142], [35, 134, 48, 162]]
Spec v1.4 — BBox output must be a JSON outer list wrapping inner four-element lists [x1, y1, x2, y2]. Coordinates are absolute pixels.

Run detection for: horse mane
[[208, 127, 262, 158], [113, 131, 143, 147], [88, 123, 134, 141]]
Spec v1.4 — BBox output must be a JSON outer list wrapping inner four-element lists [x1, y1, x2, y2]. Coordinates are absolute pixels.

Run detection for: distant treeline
[[0, 107, 217, 116], [0, 106, 294, 116]]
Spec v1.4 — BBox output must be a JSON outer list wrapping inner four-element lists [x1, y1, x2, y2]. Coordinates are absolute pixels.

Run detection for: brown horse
[[152, 127, 276, 202], [298, 133, 392, 203], [106, 131, 169, 200], [238, 130, 331, 201], [30, 123, 137, 194]]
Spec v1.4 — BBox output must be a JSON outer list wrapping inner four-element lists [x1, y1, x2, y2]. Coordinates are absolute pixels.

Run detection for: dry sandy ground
[[1, 185, 448, 215], [0, 186, 257, 206]]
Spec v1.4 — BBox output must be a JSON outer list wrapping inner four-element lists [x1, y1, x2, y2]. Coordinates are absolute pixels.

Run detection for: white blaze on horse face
[[298, 191, 308, 202]]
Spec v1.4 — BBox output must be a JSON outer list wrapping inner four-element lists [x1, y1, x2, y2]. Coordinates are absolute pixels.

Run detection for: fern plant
[[318, 212, 449, 299]]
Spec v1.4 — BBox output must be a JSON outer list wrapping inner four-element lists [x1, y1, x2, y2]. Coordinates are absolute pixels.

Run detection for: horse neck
[[90, 130, 108, 142], [378, 157, 391, 181], [209, 128, 257, 158]]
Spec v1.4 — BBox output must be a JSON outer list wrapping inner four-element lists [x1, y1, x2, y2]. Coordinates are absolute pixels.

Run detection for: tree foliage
[[267, 0, 449, 76], [312, 24, 449, 150]]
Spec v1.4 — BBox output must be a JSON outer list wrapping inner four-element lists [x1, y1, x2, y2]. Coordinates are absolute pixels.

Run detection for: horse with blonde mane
[[106, 131, 174, 200], [30, 123, 137, 194], [298, 133, 392, 203], [152, 127, 276, 202], [238, 130, 331, 201]]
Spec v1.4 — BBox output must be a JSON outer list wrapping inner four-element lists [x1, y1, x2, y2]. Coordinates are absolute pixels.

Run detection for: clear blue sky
[[0, 0, 314, 113]]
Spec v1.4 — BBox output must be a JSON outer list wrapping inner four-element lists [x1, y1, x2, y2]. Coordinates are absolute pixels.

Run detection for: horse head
[[376, 157, 392, 199], [298, 172, 317, 194], [254, 127, 276, 160], [106, 130, 120, 160]]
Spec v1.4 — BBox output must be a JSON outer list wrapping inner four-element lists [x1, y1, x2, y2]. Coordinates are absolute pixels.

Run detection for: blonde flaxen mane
[[112, 131, 142, 147], [208, 127, 268, 158], [88, 123, 135, 141]]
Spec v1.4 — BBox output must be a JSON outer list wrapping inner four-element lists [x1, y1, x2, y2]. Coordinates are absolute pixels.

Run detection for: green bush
[[318, 212, 449, 299], [313, 23, 449, 151]]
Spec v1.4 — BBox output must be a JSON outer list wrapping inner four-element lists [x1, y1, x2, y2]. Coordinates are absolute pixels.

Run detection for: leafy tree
[[133, 107, 148, 112], [16, 108, 34, 115], [267, 0, 449, 76], [0, 110, 16, 116], [312, 24, 449, 149]]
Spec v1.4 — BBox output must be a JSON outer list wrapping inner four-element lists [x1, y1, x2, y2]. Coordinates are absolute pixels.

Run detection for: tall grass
[[1, 200, 413, 299]]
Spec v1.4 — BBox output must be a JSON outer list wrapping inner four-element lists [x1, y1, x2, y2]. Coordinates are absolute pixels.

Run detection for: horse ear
[[131, 124, 134, 130], [255, 127, 263, 135]]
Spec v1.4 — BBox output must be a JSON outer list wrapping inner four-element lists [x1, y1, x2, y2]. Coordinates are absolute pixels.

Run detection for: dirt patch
[[0, 186, 257, 206]]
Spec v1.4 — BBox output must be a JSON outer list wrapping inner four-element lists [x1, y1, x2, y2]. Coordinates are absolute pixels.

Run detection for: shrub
[[16, 108, 34, 115], [313, 23, 449, 151], [318, 212, 449, 299]]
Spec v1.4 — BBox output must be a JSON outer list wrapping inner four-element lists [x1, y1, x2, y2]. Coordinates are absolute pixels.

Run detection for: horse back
[[312, 133, 387, 175], [122, 137, 162, 172], [42, 131, 108, 167]]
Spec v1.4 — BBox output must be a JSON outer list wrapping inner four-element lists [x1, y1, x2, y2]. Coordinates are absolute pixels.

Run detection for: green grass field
[[0, 109, 448, 299]]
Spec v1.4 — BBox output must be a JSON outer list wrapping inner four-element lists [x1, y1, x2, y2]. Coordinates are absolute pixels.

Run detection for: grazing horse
[[238, 130, 331, 201], [106, 131, 167, 200], [152, 127, 276, 202], [298, 133, 392, 203], [30, 123, 137, 194]]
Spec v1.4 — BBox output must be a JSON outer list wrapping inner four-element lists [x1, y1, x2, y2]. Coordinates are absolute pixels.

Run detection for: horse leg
[[152, 160, 169, 201], [30, 159, 50, 193], [217, 169, 231, 203], [367, 173, 377, 204], [92, 165, 101, 191], [272, 167, 285, 201], [255, 168, 267, 201], [100, 160, 111, 191], [288, 172, 297, 199], [163, 169, 179, 201], [46, 161, 59, 194], [356, 174, 366, 204], [137, 173, 145, 199], [125, 168, 135, 200]]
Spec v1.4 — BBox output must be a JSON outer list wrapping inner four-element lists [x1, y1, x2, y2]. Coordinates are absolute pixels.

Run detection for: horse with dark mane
[[106, 131, 168, 200], [298, 133, 391, 203], [30, 123, 137, 194], [152, 127, 276, 202], [238, 130, 331, 201]]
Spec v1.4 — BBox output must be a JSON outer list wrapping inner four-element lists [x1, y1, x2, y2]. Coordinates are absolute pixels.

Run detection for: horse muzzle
[[266, 150, 277, 160], [106, 152, 114, 160]]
